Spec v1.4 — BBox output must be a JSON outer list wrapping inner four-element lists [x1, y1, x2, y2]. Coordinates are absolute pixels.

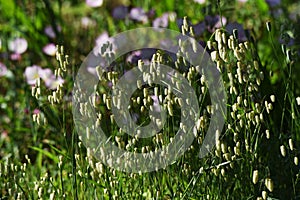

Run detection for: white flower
[[8, 38, 28, 54], [95, 31, 109, 47], [194, 0, 205, 4], [45, 75, 64, 90], [81, 17, 96, 28], [39, 68, 53, 84], [24, 65, 42, 85], [86, 0, 103, 8], [43, 43, 56, 56], [151, 95, 161, 112]]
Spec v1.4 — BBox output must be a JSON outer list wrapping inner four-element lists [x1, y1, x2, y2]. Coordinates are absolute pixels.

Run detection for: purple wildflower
[[129, 7, 148, 23], [95, 31, 110, 47], [0, 62, 7, 77], [10, 53, 21, 61], [126, 49, 156, 64], [226, 22, 247, 41], [176, 18, 191, 29], [205, 15, 226, 32], [146, 9, 156, 19], [44, 25, 61, 39], [153, 13, 169, 28], [192, 21, 206, 36], [33, 108, 40, 115], [265, 0, 280, 7], [94, 32, 109, 56], [112, 5, 129, 20], [214, 16, 227, 29]]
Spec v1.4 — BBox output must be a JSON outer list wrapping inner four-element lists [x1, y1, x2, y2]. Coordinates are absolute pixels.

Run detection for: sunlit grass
[[0, 0, 299, 199]]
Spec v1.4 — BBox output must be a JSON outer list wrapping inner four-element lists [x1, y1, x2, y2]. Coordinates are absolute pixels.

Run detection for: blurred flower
[[126, 49, 156, 64], [8, 38, 28, 54], [238, 0, 248, 2], [45, 75, 64, 90], [271, 8, 283, 18], [24, 65, 42, 85], [226, 22, 247, 41], [43, 43, 56, 56], [126, 50, 143, 63], [214, 16, 227, 29], [95, 31, 110, 47], [87, 28, 113, 76], [33, 108, 40, 114], [151, 95, 161, 112], [194, 0, 205, 4], [25, 64, 67, 91], [93, 31, 116, 56], [39, 68, 54, 84], [205, 15, 219, 27], [86, 0, 103, 8], [10, 53, 21, 61], [112, 5, 129, 19], [24, 108, 30, 115], [176, 18, 191, 29], [24, 66, 64, 89], [87, 67, 97, 76], [192, 21, 206, 36], [44, 25, 61, 39], [265, 0, 280, 7], [205, 15, 227, 32], [176, 17, 215, 36], [153, 13, 169, 28], [0, 62, 7, 77], [129, 7, 148, 23], [147, 9, 156, 19], [1, 130, 8, 141], [81, 17, 96, 28]]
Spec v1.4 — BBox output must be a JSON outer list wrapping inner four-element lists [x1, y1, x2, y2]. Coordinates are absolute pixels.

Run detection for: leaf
[[49, 144, 70, 160], [256, 0, 268, 15], [0, 0, 15, 18], [30, 146, 59, 163]]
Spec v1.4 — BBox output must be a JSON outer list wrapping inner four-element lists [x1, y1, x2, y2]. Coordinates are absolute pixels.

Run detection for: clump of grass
[[0, 1, 300, 199]]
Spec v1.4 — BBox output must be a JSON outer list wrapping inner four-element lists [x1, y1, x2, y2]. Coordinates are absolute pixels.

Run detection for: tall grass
[[0, 0, 299, 199]]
